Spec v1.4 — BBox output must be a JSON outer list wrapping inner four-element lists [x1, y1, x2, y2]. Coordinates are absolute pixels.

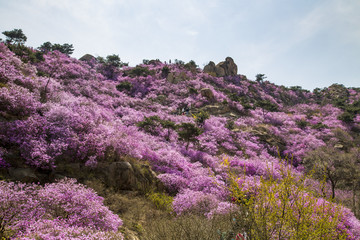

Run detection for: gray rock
[[215, 65, 226, 77], [107, 162, 136, 190], [203, 61, 216, 74], [334, 144, 344, 149], [166, 72, 175, 83], [225, 57, 238, 76], [167, 72, 188, 84], [8, 168, 39, 182], [203, 104, 231, 115], [200, 88, 215, 101]]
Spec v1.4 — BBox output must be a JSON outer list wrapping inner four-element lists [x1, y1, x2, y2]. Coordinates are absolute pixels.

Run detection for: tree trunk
[[329, 178, 336, 199], [353, 181, 357, 216]]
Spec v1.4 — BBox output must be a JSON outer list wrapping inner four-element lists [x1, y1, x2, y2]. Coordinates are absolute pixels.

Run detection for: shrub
[[147, 192, 173, 212], [176, 122, 202, 149], [188, 87, 198, 95], [225, 120, 235, 130], [184, 60, 198, 73], [339, 111, 356, 123], [311, 122, 329, 130], [161, 66, 170, 78], [255, 99, 278, 113], [18, 219, 124, 240], [6, 44, 44, 63], [127, 66, 154, 77], [224, 159, 352, 239], [116, 81, 133, 92], [0, 178, 123, 239], [136, 116, 161, 135], [295, 119, 309, 129], [194, 110, 210, 126], [338, 100, 360, 123]]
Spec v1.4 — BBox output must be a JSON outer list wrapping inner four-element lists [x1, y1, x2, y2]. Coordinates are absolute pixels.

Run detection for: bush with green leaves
[[311, 122, 329, 130], [116, 81, 133, 92], [127, 66, 155, 77], [188, 87, 198, 95], [176, 122, 202, 149], [136, 116, 176, 141], [6, 44, 44, 63], [184, 60, 198, 73], [147, 192, 173, 212], [193, 110, 210, 126], [161, 66, 170, 78], [295, 119, 309, 129], [136, 116, 162, 135], [338, 100, 360, 123], [224, 158, 352, 239], [303, 146, 355, 199]]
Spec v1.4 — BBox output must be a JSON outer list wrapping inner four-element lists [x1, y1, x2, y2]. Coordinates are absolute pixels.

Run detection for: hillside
[[1, 42, 360, 239]]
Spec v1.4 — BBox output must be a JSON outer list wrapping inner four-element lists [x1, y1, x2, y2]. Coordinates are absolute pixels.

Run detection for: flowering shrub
[[0, 178, 123, 239], [0, 84, 40, 118], [225, 159, 360, 239], [172, 189, 219, 216], [18, 219, 124, 240]]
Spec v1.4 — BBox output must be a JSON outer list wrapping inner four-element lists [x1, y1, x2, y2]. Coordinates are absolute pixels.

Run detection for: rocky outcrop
[[85, 161, 162, 192], [200, 88, 215, 101], [201, 104, 231, 115], [203, 61, 216, 73], [203, 57, 238, 77], [215, 65, 226, 77], [166, 72, 175, 83], [217, 57, 238, 76], [166, 71, 188, 84], [4, 160, 162, 192], [101, 162, 136, 191], [8, 168, 39, 182]]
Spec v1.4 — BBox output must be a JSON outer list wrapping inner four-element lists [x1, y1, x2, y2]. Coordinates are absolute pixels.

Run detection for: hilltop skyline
[[1, 0, 359, 90]]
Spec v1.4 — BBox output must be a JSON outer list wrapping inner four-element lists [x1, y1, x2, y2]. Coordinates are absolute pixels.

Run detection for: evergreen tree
[[2, 29, 27, 44]]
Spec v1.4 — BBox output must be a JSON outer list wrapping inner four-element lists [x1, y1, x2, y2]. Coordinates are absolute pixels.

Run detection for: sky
[[0, 0, 359, 90]]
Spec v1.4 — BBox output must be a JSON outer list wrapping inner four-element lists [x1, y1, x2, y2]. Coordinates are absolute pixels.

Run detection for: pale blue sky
[[1, 0, 359, 90]]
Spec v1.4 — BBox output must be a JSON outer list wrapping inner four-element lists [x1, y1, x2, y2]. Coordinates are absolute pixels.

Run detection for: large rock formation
[[217, 57, 238, 76], [203, 57, 238, 77], [3, 160, 162, 192], [203, 61, 216, 73]]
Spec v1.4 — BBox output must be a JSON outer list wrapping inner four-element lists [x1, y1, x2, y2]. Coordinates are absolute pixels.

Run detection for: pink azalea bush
[[0, 178, 123, 239]]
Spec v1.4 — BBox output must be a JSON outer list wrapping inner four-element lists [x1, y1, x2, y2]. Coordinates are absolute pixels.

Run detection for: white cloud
[[186, 30, 199, 36]]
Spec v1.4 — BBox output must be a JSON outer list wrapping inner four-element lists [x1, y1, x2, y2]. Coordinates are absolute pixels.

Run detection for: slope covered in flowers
[[1, 42, 360, 238]]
